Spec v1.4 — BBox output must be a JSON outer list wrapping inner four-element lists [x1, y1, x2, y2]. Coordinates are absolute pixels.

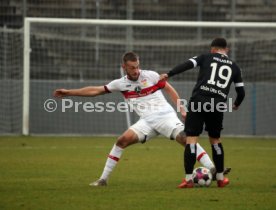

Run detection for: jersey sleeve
[[233, 65, 244, 88], [189, 54, 205, 67], [232, 64, 245, 106], [146, 70, 160, 84], [104, 79, 122, 93]]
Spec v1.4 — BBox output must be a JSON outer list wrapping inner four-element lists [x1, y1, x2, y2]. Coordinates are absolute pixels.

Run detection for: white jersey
[[104, 70, 175, 118]]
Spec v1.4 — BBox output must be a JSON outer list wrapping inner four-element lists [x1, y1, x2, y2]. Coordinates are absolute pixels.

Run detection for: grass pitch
[[0, 136, 275, 210]]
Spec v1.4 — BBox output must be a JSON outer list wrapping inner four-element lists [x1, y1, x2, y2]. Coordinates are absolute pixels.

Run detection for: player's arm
[[160, 55, 204, 80], [233, 67, 245, 110], [163, 82, 186, 120], [54, 86, 107, 98], [233, 86, 245, 110], [167, 60, 195, 77], [160, 60, 194, 80]]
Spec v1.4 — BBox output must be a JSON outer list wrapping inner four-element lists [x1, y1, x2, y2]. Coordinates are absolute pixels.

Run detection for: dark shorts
[[184, 100, 224, 138]]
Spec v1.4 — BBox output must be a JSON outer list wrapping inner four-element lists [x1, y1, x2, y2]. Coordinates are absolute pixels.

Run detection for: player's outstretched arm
[[164, 60, 195, 79], [163, 82, 186, 120], [53, 86, 107, 98]]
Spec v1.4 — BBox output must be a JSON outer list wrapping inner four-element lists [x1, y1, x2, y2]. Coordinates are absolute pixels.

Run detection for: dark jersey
[[189, 53, 244, 103]]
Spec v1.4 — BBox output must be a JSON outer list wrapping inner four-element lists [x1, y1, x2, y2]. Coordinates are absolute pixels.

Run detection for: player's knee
[[208, 131, 221, 139], [185, 127, 202, 137], [116, 135, 137, 148], [116, 136, 128, 148], [171, 126, 185, 140], [175, 131, 186, 144]]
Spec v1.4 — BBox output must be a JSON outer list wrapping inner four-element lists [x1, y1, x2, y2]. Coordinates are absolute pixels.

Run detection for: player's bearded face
[[123, 60, 140, 81]]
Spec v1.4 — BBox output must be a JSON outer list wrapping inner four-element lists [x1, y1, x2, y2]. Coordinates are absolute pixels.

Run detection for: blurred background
[[0, 0, 275, 136]]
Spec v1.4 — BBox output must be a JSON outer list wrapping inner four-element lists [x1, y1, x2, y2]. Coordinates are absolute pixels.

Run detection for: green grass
[[0, 136, 275, 210]]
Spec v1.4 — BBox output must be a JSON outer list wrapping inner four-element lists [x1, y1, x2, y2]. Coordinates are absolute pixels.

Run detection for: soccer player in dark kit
[[160, 37, 245, 188]]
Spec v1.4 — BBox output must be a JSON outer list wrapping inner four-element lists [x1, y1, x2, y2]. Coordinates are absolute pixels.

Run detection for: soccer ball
[[192, 167, 213, 187]]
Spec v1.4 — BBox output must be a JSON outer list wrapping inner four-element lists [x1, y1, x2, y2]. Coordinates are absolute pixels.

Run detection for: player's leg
[[173, 128, 215, 170], [169, 122, 198, 176], [152, 111, 202, 188], [90, 119, 156, 186], [205, 111, 229, 187], [179, 106, 204, 188], [195, 142, 215, 170], [194, 142, 231, 179], [90, 128, 139, 186], [101, 129, 139, 179], [183, 136, 198, 181], [209, 136, 229, 187], [209, 137, 224, 178], [176, 133, 231, 179]]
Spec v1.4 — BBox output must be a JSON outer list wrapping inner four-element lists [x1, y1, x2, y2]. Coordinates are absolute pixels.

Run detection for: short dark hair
[[210, 37, 227, 48], [122, 52, 139, 63]]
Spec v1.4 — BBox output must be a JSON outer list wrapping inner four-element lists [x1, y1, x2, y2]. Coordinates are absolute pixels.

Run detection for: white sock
[[216, 172, 224, 181], [185, 174, 193, 181], [99, 144, 124, 181], [196, 143, 215, 170]]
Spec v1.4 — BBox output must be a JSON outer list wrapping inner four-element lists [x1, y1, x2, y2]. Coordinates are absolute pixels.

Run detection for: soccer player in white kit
[[54, 52, 221, 187]]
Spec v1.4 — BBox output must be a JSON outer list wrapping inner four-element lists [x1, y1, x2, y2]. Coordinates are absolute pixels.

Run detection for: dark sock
[[184, 144, 197, 174], [212, 143, 224, 173]]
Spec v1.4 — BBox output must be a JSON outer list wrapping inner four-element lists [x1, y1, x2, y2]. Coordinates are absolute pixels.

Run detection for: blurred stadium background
[[0, 0, 276, 136]]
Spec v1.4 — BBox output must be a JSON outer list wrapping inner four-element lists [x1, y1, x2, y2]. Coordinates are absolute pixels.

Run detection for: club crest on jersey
[[134, 86, 142, 93], [141, 78, 148, 87]]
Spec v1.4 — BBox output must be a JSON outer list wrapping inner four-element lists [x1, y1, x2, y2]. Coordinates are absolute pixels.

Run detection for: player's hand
[[181, 110, 187, 122], [160, 74, 169, 81], [179, 105, 187, 121], [53, 89, 69, 98], [232, 104, 239, 110]]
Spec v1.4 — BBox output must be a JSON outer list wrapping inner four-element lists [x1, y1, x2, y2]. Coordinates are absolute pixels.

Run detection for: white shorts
[[129, 112, 184, 143]]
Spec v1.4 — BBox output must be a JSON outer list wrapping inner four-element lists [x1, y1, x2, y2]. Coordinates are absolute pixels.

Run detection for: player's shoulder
[[231, 59, 241, 68], [232, 62, 243, 75], [204, 52, 218, 59], [139, 70, 160, 83], [112, 76, 125, 83], [191, 53, 211, 61], [107, 74, 135, 90], [108, 76, 128, 87], [140, 69, 157, 74], [222, 57, 241, 71], [140, 69, 159, 77]]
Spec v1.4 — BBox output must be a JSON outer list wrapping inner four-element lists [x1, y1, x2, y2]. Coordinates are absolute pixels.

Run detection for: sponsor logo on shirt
[[141, 78, 148, 87], [134, 86, 142, 93]]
